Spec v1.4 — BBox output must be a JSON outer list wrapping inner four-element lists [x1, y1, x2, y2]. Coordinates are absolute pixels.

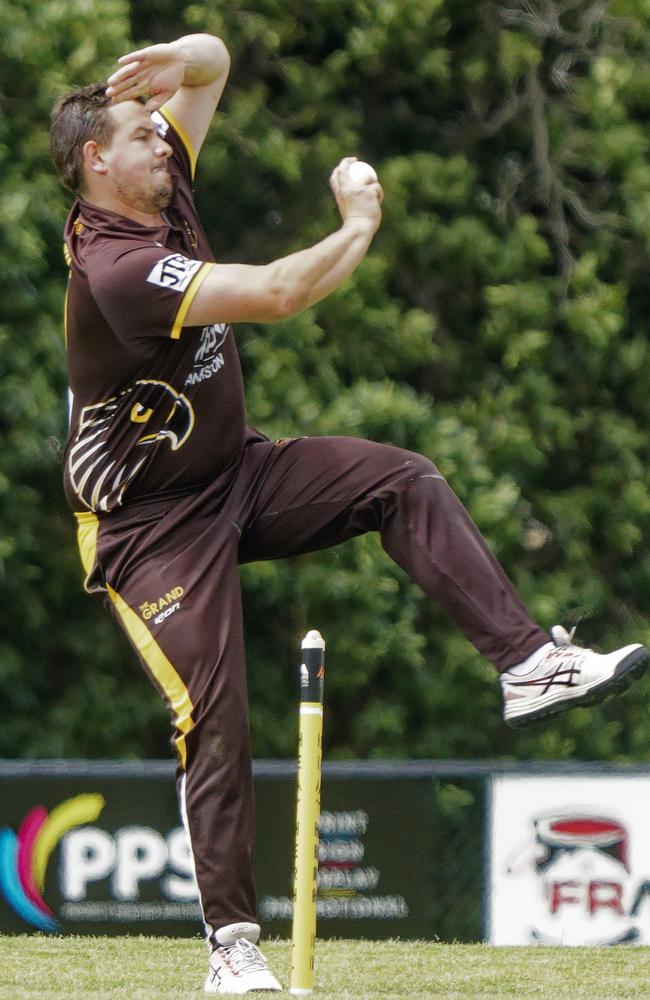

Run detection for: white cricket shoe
[[502, 625, 648, 728], [205, 921, 282, 994]]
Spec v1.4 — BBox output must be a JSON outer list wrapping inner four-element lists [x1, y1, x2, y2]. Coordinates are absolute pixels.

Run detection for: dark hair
[[50, 84, 115, 194]]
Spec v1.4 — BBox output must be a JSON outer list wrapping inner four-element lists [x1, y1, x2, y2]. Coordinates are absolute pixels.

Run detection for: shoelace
[[222, 938, 268, 976], [551, 624, 577, 647], [532, 626, 590, 691]]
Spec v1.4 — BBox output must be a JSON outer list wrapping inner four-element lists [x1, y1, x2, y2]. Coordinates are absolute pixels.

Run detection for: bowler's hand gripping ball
[[347, 160, 378, 184]]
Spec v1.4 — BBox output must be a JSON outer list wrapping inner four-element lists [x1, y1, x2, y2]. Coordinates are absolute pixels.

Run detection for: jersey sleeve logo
[[147, 254, 202, 292]]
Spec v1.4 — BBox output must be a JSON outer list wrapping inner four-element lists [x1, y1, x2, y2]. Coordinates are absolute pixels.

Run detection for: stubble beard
[[115, 170, 173, 215]]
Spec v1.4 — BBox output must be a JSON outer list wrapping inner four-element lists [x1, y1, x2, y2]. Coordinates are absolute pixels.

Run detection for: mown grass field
[[2, 936, 650, 999]]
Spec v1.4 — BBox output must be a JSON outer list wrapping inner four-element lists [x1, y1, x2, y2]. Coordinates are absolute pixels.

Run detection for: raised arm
[[184, 158, 383, 326], [106, 34, 230, 164]]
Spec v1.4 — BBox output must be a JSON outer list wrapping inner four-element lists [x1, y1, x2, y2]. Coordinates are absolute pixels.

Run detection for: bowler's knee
[[400, 451, 444, 483]]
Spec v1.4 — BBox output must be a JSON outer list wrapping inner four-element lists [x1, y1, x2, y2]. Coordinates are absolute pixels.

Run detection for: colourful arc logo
[[0, 794, 105, 931]]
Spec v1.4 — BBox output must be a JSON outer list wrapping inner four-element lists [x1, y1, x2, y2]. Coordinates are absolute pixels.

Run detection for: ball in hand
[[347, 161, 378, 184]]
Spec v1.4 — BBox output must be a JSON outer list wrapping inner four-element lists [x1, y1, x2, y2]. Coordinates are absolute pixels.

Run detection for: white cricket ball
[[348, 160, 378, 184]]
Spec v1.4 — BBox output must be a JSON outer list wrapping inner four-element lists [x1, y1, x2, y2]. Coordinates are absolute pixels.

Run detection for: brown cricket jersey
[[62, 107, 250, 515]]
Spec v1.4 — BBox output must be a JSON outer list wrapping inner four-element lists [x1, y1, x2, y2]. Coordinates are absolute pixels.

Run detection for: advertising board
[[0, 763, 432, 939], [489, 774, 650, 945]]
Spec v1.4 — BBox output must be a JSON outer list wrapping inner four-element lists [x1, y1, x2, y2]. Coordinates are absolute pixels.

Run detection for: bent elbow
[[273, 292, 306, 320], [266, 277, 309, 321]]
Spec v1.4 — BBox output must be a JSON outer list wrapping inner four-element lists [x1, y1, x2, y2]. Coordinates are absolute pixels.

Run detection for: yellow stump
[[290, 629, 325, 996]]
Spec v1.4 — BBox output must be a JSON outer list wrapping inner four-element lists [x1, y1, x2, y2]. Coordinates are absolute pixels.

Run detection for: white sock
[[507, 641, 554, 676]]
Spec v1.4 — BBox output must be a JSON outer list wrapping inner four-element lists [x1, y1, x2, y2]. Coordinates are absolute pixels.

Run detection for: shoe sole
[[504, 645, 649, 729]]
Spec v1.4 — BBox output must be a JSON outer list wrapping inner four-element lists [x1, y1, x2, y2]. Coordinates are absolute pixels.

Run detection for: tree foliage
[[4, 0, 650, 762], [0, 0, 170, 757]]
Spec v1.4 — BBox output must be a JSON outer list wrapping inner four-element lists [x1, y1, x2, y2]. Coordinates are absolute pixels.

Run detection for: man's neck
[[79, 190, 165, 228]]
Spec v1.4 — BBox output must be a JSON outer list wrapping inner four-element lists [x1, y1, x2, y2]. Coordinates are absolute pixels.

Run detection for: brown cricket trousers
[[89, 434, 548, 936]]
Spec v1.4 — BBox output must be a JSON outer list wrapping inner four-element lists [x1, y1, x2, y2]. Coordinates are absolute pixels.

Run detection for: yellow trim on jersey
[[170, 261, 214, 340], [106, 584, 194, 768], [74, 510, 194, 768], [160, 104, 197, 178], [75, 511, 100, 588], [63, 282, 70, 347], [62, 242, 72, 347]]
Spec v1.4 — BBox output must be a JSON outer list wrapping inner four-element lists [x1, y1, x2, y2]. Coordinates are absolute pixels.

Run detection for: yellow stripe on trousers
[[75, 511, 194, 768]]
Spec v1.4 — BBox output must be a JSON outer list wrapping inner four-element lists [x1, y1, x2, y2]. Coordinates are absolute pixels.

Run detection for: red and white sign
[[489, 775, 650, 945]]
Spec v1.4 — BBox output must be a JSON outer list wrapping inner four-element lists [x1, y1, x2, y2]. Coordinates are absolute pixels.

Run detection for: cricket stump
[[289, 629, 325, 995]]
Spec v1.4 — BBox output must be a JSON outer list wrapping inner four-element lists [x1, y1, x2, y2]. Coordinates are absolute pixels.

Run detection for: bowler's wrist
[[343, 215, 379, 238], [168, 39, 189, 72]]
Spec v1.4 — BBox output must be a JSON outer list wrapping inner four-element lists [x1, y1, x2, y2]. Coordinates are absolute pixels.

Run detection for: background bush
[[3, 0, 650, 762]]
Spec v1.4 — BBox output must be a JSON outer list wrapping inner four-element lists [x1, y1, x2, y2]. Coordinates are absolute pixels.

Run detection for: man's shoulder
[[66, 206, 169, 277]]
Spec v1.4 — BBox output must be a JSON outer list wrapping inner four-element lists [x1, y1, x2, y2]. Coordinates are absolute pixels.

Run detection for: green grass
[[2, 936, 650, 999]]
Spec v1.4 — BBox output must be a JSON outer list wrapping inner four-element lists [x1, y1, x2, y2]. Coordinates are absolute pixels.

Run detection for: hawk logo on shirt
[[67, 380, 194, 513], [147, 254, 202, 292]]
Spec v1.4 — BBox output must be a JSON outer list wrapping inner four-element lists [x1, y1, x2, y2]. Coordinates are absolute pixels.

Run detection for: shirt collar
[[74, 198, 173, 240]]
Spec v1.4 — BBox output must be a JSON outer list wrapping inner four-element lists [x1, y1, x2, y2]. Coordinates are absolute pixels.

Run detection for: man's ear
[[82, 140, 108, 177]]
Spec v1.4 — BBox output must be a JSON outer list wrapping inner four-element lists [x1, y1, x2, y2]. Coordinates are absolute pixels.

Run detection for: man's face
[[99, 101, 173, 214]]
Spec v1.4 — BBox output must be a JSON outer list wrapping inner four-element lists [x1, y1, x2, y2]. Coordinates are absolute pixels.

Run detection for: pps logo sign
[[0, 795, 199, 931]]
